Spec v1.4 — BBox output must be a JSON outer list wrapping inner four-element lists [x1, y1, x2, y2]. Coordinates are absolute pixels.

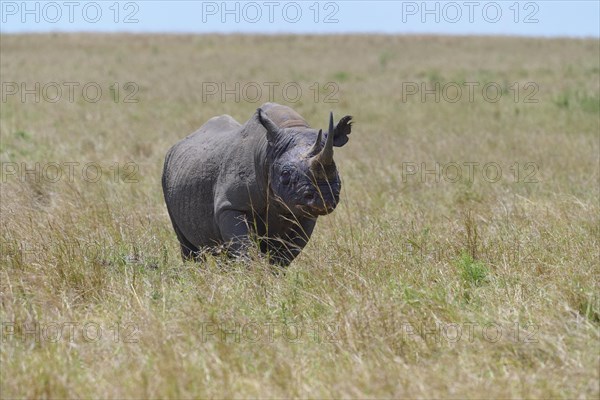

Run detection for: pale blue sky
[[1, 1, 598, 37]]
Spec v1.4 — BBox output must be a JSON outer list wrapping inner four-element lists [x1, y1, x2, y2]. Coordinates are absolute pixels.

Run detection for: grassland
[[1, 33, 599, 398]]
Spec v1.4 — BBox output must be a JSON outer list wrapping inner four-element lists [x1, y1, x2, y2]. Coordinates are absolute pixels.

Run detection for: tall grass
[[1, 34, 598, 398]]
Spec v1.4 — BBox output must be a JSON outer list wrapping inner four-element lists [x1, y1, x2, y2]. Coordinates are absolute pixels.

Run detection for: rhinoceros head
[[258, 108, 352, 217]]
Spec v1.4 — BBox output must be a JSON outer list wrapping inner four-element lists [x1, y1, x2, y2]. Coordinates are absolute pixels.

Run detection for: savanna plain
[[0, 34, 599, 398]]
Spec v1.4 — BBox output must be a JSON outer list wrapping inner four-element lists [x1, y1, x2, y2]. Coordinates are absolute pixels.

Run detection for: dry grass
[[1, 33, 599, 398]]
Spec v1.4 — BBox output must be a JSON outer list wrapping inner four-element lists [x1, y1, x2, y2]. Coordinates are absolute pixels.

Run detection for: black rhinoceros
[[162, 102, 353, 266]]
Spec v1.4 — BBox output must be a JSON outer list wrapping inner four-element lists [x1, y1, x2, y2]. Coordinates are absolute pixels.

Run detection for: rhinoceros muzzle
[[300, 197, 337, 216]]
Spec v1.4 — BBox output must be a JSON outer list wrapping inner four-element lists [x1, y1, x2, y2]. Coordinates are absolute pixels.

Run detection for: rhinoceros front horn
[[314, 112, 335, 166]]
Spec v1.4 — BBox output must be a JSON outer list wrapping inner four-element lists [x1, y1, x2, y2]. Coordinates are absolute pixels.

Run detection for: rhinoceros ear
[[333, 115, 352, 147], [257, 108, 280, 143]]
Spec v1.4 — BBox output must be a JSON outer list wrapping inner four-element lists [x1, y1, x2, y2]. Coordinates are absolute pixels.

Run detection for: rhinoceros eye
[[281, 170, 291, 185]]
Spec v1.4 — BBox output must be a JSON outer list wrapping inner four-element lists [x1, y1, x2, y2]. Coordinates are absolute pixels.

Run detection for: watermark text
[[201, 1, 340, 24], [1, 321, 139, 343], [401, 161, 539, 184], [1, 161, 139, 184], [202, 81, 339, 103], [1, 1, 140, 24]]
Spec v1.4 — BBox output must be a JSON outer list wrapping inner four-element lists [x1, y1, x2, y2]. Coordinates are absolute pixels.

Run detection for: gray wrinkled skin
[[162, 102, 353, 266]]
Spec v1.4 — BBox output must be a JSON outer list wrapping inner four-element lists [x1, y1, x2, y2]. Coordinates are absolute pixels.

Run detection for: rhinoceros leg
[[171, 220, 202, 261], [217, 209, 254, 259], [265, 218, 317, 266]]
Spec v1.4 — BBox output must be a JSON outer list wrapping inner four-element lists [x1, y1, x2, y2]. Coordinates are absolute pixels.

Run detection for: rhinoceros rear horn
[[307, 129, 323, 157], [257, 108, 280, 143], [314, 112, 335, 166]]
